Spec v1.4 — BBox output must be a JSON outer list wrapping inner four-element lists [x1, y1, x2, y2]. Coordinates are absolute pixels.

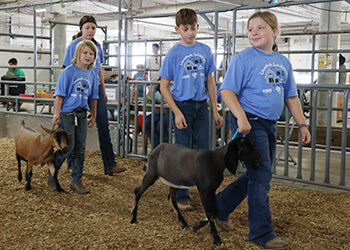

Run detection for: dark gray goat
[[131, 137, 259, 246]]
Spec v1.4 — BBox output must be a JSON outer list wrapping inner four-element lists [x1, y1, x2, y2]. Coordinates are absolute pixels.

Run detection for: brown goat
[[15, 121, 71, 191]]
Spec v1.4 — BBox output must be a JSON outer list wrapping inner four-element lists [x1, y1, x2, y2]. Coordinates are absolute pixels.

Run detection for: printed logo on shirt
[[259, 63, 288, 85], [73, 77, 90, 99], [180, 53, 206, 79]]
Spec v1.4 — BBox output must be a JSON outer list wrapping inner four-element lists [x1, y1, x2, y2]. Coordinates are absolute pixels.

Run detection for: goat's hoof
[[214, 239, 221, 246], [214, 240, 221, 246], [57, 188, 65, 193], [25, 185, 32, 191], [130, 218, 137, 224], [182, 225, 189, 230]]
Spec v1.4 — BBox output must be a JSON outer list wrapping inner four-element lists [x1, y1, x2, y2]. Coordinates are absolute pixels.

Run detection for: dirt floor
[[0, 137, 349, 250]]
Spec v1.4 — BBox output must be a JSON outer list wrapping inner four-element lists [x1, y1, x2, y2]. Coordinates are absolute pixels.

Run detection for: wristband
[[298, 124, 308, 129]]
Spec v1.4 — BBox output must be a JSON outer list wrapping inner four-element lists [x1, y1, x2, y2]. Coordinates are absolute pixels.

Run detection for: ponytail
[[272, 42, 278, 52]]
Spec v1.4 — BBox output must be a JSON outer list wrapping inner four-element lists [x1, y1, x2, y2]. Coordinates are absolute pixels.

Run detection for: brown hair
[[71, 40, 97, 69], [248, 11, 279, 52], [175, 8, 198, 27], [76, 15, 98, 45]]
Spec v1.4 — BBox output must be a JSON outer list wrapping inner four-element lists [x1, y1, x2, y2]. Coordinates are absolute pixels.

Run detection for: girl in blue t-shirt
[[216, 11, 311, 249], [52, 40, 99, 194], [63, 15, 125, 176]]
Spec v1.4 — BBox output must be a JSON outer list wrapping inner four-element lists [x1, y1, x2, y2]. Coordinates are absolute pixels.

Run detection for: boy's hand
[[299, 127, 311, 145], [214, 112, 224, 129], [52, 114, 60, 125], [237, 115, 251, 135], [175, 113, 187, 130]]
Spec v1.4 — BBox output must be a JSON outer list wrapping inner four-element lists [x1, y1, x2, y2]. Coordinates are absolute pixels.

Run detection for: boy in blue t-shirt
[[159, 8, 223, 211], [52, 40, 99, 194]]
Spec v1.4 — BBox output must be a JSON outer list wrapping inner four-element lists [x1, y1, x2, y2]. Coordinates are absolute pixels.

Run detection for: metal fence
[[110, 82, 350, 190]]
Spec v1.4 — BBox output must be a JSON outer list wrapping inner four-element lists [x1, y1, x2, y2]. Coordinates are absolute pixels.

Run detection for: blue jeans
[[173, 100, 209, 202], [96, 85, 117, 174], [145, 113, 170, 148], [216, 112, 277, 246], [67, 86, 117, 174], [54, 110, 87, 181]]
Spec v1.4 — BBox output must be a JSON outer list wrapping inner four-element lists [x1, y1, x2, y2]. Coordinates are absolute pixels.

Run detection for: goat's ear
[[41, 126, 53, 135], [224, 139, 239, 175]]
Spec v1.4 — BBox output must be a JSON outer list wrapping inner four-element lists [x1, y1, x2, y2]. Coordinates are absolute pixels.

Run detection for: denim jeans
[[145, 112, 170, 148], [173, 100, 209, 202], [96, 85, 117, 174], [67, 86, 117, 174], [54, 110, 87, 181], [216, 112, 277, 246]]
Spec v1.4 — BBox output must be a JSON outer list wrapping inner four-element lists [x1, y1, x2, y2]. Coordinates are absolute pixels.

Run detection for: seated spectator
[[145, 85, 170, 148], [6, 58, 25, 77], [132, 64, 149, 101]]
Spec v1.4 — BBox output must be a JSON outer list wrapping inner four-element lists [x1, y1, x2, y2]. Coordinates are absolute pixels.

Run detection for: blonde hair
[[176, 8, 198, 27], [71, 40, 97, 69], [248, 11, 279, 52]]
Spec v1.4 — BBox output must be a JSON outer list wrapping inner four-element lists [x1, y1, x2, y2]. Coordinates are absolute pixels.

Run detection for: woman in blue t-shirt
[[216, 11, 311, 249], [63, 15, 126, 175]]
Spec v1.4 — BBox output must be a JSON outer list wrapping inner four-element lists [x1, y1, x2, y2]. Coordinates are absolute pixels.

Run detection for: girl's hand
[[52, 114, 60, 125], [87, 114, 96, 128], [103, 91, 108, 102], [175, 113, 187, 130]]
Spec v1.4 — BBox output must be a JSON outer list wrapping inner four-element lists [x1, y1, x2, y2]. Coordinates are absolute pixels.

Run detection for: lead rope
[[231, 128, 246, 140]]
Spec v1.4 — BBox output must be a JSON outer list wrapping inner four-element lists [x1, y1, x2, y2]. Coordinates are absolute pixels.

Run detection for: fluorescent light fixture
[[35, 8, 46, 13]]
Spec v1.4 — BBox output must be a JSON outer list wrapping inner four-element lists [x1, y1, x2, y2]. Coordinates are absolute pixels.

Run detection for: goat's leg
[[169, 187, 188, 229], [25, 162, 33, 191], [208, 218, 221, 246], [197, 188, 221, 246], [131, 171, 158, 224], [16, 154, 22, 182], [193, 220, 209, 232], [53, 166, 64, 192]]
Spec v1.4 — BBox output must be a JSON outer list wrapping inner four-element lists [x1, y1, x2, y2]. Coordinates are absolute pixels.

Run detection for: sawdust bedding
[[0, 137, 349, 249]]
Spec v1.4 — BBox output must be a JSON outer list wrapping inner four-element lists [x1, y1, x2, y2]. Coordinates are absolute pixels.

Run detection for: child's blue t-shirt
[[220, 47, 297, 121], [158, 42, 216, 102], [63, 38, 104, 85], [54, 64, 99, 113]]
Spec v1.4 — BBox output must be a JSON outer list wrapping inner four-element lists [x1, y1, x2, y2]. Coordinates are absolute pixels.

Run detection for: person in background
[[159, 8, 223, 211], [145, 85, 170, 149], [146, 43, 161, 81], [6, 58, 25, 77], [216, 11, 311, 249], [337, 54, 347, 123], [62, 15, 126, 176], [51, 40, 99, 194], [132, 64, 149, 102]]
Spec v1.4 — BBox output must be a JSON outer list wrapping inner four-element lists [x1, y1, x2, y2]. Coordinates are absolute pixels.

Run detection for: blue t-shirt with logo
[[220, 47, 297, 121], [54, 64, 99, 113], [63, 38, 104, 85], [158, 42, 216, 102]]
